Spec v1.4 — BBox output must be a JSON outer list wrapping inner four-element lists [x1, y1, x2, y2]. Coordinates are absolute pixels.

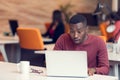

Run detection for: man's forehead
[[70, 23, 84, 29]]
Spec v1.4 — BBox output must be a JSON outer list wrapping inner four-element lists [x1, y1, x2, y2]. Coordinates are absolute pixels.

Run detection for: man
[[54, 14, 109, 75]]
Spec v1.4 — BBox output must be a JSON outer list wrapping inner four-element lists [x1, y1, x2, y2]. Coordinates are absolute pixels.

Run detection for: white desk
[[108, 52, 120, 80], [0, 34, 53, 43], [0, 35, 19, 62], [0, 34, 52, 62], [107, 43, 120, 80], [0, 62, 117, 80], [42, 37, 53, 42]]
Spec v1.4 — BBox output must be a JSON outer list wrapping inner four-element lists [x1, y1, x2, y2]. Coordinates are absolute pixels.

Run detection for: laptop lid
[[45, 51, 88, 78], [9, 20, 18, 36]]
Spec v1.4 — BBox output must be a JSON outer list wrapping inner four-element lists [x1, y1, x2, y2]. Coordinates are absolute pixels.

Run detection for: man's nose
[[74, 32, 79, 38]]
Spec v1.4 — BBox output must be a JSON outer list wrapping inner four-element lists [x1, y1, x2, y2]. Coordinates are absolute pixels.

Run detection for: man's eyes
[[78, 31, 82, 33], [70, 31, 74, 33], [70, 30, 83, 33]]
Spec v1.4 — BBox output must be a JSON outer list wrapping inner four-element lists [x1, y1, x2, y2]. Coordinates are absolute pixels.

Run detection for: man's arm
[[95, 39, 109, 75]]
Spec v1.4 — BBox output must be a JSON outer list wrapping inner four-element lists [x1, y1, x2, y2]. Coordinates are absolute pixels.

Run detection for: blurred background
[[0, 0, 119, 34]]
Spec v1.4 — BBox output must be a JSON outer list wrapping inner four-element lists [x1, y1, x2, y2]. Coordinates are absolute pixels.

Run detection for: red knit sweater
[[54, 33, 109, 75]]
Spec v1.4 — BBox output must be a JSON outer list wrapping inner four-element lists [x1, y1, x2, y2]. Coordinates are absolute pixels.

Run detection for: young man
[[54, 14, 109, 76]]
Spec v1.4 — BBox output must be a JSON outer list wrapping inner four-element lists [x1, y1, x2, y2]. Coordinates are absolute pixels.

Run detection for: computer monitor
[[9, 20, 18, 36]]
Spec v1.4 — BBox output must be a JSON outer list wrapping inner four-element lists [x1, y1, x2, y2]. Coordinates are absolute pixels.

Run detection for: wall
[[0, 0, 111, 33], [0, 0, 98, 33]]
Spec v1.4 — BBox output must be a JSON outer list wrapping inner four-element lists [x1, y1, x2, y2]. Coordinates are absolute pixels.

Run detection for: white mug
[[18, 61, 30, 74]]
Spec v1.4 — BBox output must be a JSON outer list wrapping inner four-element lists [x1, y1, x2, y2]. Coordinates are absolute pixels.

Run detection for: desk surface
[[0, 34, 19, 44], [0, 40, 18, 44], [0, 62, 117, 80], [108, 52, 120, 62], [107, 43, 120, 62], [0, 34, 52, 43]]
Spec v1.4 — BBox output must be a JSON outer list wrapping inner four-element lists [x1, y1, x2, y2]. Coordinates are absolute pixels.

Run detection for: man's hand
[[88, 68, 96, 76]]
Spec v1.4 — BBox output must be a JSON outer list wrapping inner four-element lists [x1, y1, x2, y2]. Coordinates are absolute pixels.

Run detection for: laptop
[[45, 51, 88, 78], [9, 20, 18, 36]]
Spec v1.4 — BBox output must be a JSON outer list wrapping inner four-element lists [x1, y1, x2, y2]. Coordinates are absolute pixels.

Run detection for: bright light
[[106, 24, 116, 33]]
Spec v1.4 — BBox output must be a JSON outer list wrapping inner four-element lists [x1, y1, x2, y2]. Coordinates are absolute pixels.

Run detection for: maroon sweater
[[54, 33, 109, 75]]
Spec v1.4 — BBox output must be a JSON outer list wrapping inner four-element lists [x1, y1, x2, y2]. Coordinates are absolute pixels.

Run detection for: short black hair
[[52, 10, 62, 22], [69, 14, 87, 26]]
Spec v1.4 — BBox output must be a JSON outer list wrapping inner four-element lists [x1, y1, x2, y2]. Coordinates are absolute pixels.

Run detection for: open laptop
[[45, 51, 88, 78], [9, 20, 18, 36]]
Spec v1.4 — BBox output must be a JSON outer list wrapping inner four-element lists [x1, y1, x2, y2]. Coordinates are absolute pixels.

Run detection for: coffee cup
[[17, 61, 30, 74]]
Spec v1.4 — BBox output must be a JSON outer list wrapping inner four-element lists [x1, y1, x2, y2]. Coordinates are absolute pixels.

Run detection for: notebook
[[9, 20, 18, 36], [45, 51, 88, 78]]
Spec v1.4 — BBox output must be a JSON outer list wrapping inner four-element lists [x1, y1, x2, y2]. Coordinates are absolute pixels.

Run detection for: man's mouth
[[74, 38, 80, 42]]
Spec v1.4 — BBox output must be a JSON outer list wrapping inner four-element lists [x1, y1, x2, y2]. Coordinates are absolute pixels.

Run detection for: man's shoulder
[[57, 33, 71, 42], [60, 33, 70, 38], [88, 34, 98, 38], [88, 34, 105, 43], [88, 34, 102, 41]]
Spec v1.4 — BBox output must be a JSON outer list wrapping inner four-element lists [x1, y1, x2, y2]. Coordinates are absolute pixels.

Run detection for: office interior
[[0, 0, 120, 80]]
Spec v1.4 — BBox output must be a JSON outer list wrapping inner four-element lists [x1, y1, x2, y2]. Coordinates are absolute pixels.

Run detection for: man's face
[[69, 23, 88, 44]]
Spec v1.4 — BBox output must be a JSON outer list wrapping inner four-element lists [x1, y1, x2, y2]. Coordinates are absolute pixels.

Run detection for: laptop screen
[[9, 20, 18, 36], [45, 51, 88, 78]]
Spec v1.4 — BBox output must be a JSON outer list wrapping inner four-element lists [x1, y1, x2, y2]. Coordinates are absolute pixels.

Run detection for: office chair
[[17, 27, 46, 67], [99, 36, 107, 42], [99, 22, 108, 40], [45, 22, 70, 33], [99, 22, 113, 42], [44, 22, 51, 30]]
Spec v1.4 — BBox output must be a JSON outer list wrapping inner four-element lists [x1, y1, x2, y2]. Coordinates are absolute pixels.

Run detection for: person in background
[[116, 8, 120, 17], [113, 20, 120, 42], [99, 14, 115, 42], [54, 14, 109, 76], [100, 12, 120, 43], [112, 10, 120, 42], [43, 10, 65, 43]]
